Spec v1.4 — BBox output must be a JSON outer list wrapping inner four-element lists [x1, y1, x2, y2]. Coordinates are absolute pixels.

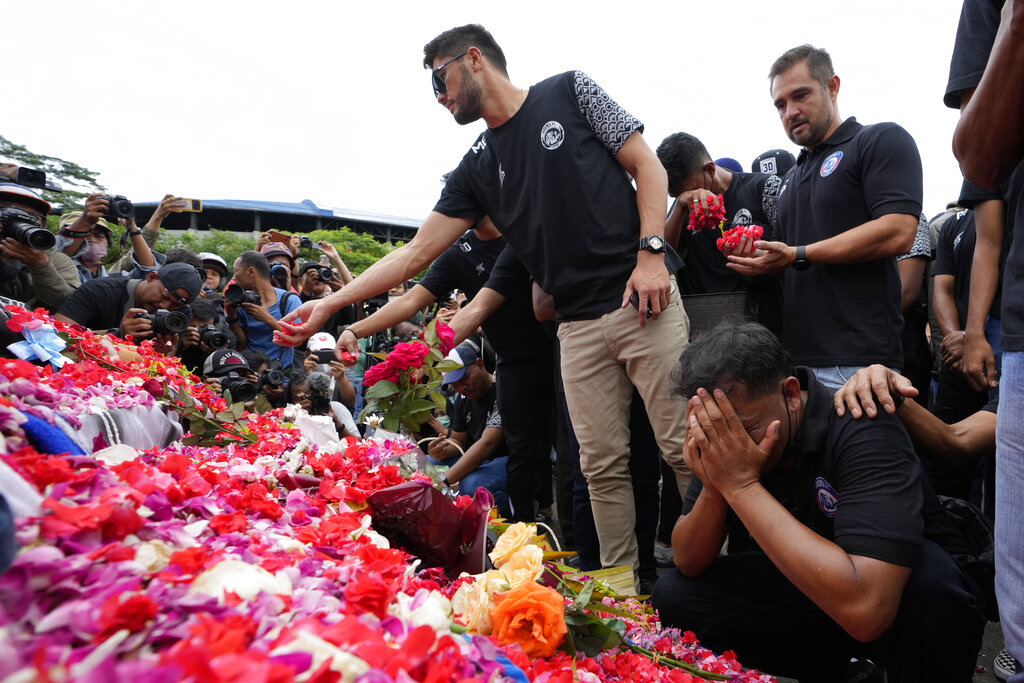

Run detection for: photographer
[[110, 194, 190, 273], [202, 349, 259, 407], [240, 349, 288, 413], [260, 243, 297, 293], [226, 251, 301, 370], [57, 193, 155, 283], [288, 367, 358, 438], [179, 297, 233, 374], [199, 253, 228, 295], [0, 183, 80, 313], [303, 333, 356, 411], [55, 261, 203, 355]]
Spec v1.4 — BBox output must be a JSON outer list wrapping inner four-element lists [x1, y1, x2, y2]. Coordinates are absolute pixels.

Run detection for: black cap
[[751, 149, 797, 177], [202, 349, 250, 377], [158, 262, 204, 303]]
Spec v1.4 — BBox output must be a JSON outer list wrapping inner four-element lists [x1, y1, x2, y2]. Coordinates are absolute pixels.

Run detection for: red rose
[[435, 323, 456, 355], [362, 361, 400, 389], [387, 341, 430, 371]]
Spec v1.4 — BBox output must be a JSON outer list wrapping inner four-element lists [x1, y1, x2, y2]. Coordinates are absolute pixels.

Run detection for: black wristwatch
[[791, 245, 811, 271], [639, 235, 666, 254], [128, 229, 143, 237]]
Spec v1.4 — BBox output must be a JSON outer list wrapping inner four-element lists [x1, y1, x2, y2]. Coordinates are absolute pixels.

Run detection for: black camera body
[[270, 263, 290, 287], [133, 309, 190, 335], [197, 324, 228, 349], [224, 284, 261, 306], [219, 372, 257, 403], [311, 265, 333, 282], [298, 235, 316, 250], [102, 195, 134, 220], [12, 167, 62, 192], [0, 207, 56, 250], [260, 367, 285, 388]]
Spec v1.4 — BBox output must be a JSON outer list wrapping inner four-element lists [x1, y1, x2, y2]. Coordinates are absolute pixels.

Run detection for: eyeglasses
[[431, 51, 468, 97], [161, 285, 188, 307]]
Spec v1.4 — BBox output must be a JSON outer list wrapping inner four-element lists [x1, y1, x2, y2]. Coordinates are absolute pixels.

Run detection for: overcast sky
[[6, 1, 965, 223]]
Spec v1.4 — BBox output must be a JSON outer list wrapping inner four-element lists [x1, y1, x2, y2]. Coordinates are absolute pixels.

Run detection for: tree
[[0, 134, 104, 225]]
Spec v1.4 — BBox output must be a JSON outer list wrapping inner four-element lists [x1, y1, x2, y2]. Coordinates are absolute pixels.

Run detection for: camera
[[197, 324, 228, 349], [310, 265, 333, 282], [11, 167, 62, 193], [298, 235, 316, 250], [219, 372, 257, 403], [101, 195, 134, 221], [134, 309, 190, 335], [224, 284, 261, 305], [0, 207, 56, 250], [260, 367, 285, 388], [308, 370, 333, 415], [270, 263, 290, 287]]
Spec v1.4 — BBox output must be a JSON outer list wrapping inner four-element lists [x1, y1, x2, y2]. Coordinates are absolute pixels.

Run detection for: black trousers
[[652, 541, 986, 682], [496, 356, 555, 522]]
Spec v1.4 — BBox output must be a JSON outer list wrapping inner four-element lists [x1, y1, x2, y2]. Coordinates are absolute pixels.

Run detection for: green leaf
[[231, 401, 245, 419], [382, 415, 400, 432], [408, 399, 436, 413], [570, 582, 595, 612], [564, 613, 592, 627], [365, 380, 400, 400], [181, 434, 202, 446], [215, 411, 235, 422], [430, 391, 448, 411]]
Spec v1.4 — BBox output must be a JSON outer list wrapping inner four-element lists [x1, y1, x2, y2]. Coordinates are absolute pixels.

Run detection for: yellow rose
[[451, 570, 508, 634], [489, 522, 538, 569], [500, 544, 544, 588]]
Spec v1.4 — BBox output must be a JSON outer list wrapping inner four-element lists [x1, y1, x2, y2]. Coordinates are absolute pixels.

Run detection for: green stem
[[625, 642, 730, 681]]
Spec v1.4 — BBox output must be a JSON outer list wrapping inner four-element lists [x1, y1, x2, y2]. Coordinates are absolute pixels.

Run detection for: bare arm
[[962, 199, 1004, 390], [348, 285, 437, 339], [897, 256, 926, 313], [670, 484, 730, 577], [728, 212, 918, 277], [932, 274, 961, 338], [448, 287, 507, 345], [953, 0, 1024, 187]]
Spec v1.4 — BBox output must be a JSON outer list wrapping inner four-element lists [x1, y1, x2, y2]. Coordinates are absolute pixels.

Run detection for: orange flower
[[488, 579, 567, 658]]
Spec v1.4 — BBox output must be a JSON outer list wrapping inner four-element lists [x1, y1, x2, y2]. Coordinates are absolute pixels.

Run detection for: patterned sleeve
[[484, 404, 502, 430], [898, 213, 933, 261], [573, 71, 643, 155], [760, 174, 783, 234]]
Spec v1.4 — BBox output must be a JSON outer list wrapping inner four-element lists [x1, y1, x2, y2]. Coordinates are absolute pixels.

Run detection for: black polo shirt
[[776, 117, 922, 368], [57, 276, 135, 331], [683, 368, 927, 567], [434, 71, 647, 322]]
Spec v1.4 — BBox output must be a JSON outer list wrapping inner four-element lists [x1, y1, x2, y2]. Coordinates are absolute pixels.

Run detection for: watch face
[[649, 236, 664, 249]]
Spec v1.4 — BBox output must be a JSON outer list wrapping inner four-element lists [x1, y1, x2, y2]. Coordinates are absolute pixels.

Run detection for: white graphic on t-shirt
[[475, 262, 485, 276], [573, 71, 642, 155], [731, 208, 752, 227], [499, 163, 505, 187], [541, 121, 565, 150]]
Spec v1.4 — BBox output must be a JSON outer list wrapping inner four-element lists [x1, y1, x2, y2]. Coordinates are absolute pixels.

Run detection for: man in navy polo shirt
[[728, 45, 922, 391]]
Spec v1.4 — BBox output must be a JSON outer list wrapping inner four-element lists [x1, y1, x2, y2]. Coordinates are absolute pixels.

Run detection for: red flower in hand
[[686, 194, 727, 232], [715, 224, 764, 253]]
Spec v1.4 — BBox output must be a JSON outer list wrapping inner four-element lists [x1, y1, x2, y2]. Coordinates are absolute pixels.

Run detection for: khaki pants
[[557, 286, 691, 576]]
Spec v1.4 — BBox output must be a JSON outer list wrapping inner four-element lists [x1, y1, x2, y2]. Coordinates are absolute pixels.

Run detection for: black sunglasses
[[431, 51, 468, 97]]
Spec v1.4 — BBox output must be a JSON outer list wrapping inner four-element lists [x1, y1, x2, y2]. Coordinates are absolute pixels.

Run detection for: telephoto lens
[[198, 324, 229, 349], [219, 372, 257, 402], [0, 207, 56, 250], [224, 284, 261, 305]]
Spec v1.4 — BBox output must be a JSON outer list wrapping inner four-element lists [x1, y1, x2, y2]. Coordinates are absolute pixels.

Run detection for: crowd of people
[[1, 4, 1022, 681]]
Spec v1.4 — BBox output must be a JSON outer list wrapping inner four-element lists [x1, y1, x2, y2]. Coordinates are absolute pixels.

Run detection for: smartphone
[[628, 281, 678, 318], [267, 229, 291, 244], [175, 198, 202, 212]]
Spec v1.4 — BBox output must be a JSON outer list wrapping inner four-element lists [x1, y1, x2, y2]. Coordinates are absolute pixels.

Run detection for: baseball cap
[[260, 243, 294, 263], [714, 157, 743, 173], [298, 261, 326, 276], [0, 183, 50, 215], [202, 349, 250, 377], [441, 345, 479, 386], [751, 149, 797, 177], [158, 262, 204, 303], [198, 252, 227, 276], [307, 332, 336, 353]]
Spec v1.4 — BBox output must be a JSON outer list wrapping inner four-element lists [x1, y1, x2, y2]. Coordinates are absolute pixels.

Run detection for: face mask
[[388, 295, 401, 304], [86, 241, 108, 262]]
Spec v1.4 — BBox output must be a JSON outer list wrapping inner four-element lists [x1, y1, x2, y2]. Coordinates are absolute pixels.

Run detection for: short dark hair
[[236, 250, 271, 280], [768, 44, 835, 90], [189, 297, 218, 323], [656, 132, 712, 197], [423, 24, 508, 77], [672, 321, 794, 401], [164, 248, 203, 270], [241, 349, 271, 370]]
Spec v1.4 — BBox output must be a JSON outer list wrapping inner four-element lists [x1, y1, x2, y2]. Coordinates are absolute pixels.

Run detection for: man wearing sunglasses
[[56, 261, 203, 354], [278, 23, 688, 586]]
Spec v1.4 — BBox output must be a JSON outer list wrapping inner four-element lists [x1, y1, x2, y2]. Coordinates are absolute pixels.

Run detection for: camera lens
[[24, 227, 56, 250], [152, 310, 190, 335], [199, 326, 228, 349], [220, 374, 257, 402], [261, 369, 285, 388], [224, 284, 245, 305]]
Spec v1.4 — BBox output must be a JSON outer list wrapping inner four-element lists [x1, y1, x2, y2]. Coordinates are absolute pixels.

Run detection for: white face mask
[[86, 241, 108, 262]]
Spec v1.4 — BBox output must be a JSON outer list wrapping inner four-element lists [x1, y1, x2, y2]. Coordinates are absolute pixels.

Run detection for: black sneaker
[[839, 658, 884, 683]]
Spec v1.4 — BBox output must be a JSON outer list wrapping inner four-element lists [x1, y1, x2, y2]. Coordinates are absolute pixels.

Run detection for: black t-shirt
[[934, 208, 1002, 328], [420, 233, 547, 364], [777, 117, 923, 367], [56, 276, 134, 331], [678, 172, 782, 294], [433, 71, 648, 322], [449, 381, 507, 461], [682, 368, 928, 567]]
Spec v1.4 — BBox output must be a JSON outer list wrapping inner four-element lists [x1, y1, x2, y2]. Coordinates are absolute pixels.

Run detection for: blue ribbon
[[8, 324, 68, 370]]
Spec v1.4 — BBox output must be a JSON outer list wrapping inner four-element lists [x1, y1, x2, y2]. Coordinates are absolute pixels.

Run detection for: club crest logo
[[541, 121, 565, 150], [815, 477, 839, 517], [819, 151, 843, 177]]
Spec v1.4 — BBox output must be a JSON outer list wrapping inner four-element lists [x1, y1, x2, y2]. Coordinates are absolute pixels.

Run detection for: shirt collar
[[796, 116, 861, 166], [794, 366, 831, 455]]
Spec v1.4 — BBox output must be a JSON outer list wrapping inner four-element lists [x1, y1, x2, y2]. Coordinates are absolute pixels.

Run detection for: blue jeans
[[997, 351, 1024, 682], [429, 454, 511, 519], [809, 365, 901, 393]]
